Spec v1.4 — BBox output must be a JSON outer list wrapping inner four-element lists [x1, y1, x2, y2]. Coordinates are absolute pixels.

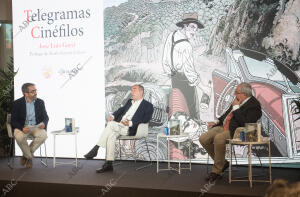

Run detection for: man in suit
[[11, 83, 49, 168], [199, 82, 262, 181], [84, 84, 154, 173]]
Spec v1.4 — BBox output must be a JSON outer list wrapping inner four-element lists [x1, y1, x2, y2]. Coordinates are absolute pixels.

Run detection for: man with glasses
[[162, 12, 211, 120], [11, 83, 48, 168], [199, 82, 262, 182]]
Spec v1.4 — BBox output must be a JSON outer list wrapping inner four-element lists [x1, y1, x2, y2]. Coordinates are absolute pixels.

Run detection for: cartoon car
[[212, 47, 300, 159]]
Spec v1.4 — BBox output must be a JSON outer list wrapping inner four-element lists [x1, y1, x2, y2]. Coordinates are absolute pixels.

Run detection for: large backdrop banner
[[103, 0, 300, 164], [13, 0, 105, 158], [12, 0, 300, 164]]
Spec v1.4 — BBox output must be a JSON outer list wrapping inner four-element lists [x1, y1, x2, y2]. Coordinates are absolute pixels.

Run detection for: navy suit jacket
[[113, 99, 153, 136], [215, 96, 262, 138], [11, 96, 49, 132]]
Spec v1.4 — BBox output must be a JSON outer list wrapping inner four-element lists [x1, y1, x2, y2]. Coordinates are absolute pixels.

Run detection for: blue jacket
[[113, 99, 153, 136], [11, 96, 49, 132]]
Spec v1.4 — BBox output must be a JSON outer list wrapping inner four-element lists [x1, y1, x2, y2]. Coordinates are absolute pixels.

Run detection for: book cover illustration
[[245, 123, 261, 142], [65, 118, 75, 132], [169, 119, 181, 135]]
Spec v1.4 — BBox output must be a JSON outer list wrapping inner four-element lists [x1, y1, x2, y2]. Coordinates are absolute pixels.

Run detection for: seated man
[[11, 83, 49, 168], [199, 82, 262, 181], [84, 84, 154, 173]]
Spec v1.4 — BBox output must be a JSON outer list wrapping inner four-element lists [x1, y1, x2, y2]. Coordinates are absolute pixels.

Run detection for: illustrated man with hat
[[162, 12, 211, 120]]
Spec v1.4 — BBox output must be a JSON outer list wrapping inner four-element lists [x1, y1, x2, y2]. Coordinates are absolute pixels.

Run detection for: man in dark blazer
[[199, 82, 261, 181], [84, 84, 154, 173], [11, 83, 49, 168]]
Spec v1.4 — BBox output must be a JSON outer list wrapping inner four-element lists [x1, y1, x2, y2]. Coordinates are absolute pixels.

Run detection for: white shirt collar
[[25, 97, 36, 104], [240, 96, 251, 107], [131, 98, 143, 104]]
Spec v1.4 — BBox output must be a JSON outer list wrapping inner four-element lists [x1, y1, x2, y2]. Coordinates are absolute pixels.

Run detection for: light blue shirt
[[25, 98, 36, 126]]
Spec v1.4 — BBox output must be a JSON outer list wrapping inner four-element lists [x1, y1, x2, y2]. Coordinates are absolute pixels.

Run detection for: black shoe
[[96, 162, 113, 173], [221, 160, 229, 172], [205, 172, 220, 182], [84, 145, 99, 159]]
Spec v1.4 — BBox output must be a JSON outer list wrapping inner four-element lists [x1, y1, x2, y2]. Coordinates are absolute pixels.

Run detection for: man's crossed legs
[[84, 121, 128, 173], [14, 128, 47, 168]]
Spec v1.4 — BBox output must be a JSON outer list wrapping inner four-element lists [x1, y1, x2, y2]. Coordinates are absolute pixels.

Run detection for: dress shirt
[[25, 98, 36, 126], [121, 98, 143, 127], [223, 96, 251, 125]]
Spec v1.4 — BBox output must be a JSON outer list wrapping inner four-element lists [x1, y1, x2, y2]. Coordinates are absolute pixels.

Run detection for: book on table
[[65, 118, 75, 132], [168, 119, 181, 135]]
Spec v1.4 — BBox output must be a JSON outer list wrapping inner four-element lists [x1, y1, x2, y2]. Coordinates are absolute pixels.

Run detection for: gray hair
[[133, 84, 144, 95], [240, 82, 252, 97], [21, 83, 35, 95]]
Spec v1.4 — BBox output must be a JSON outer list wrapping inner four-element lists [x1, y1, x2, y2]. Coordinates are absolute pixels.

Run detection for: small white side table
[[51, 127, 79, 168], [228, 139, 272, 188], [157, 133, 191, 174]]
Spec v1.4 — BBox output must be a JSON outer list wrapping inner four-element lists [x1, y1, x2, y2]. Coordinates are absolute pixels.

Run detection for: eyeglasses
[[27, 89, 37, 94], [234, 91, 243, 95]]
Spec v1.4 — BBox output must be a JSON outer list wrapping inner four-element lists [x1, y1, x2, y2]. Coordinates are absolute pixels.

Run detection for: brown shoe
[[20, 156, 27, 166], [26, 159, 33, 168]]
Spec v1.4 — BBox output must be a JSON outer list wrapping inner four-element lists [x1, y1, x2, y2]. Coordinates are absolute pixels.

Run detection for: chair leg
[[233, 146, 238, 166], [232, 145, 241, 174], [254, 146, 263, 168], [40, 142, 47, 167], [113, 140, 122, 166], [206, 151, 210, 175], [133, 140, 137, 163], [249, 145, 268, 179], [7, 138, 14, 169], [119, 140, 122, 160], [45, 142, 48, 166], [145, 138, 151, 162], [136, 137, 152, 171]]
